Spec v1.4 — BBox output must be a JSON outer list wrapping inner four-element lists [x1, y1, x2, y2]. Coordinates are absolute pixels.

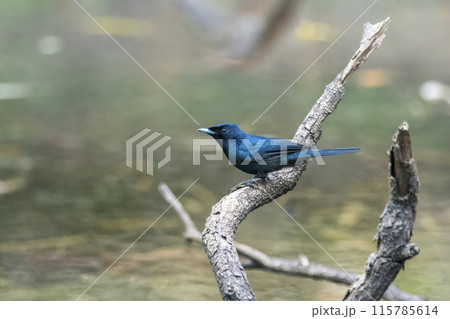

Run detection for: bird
[[198, 123, 360, 190]]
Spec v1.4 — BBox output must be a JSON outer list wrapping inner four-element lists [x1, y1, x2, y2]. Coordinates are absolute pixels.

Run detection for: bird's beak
[[197, 128, 216, 135]]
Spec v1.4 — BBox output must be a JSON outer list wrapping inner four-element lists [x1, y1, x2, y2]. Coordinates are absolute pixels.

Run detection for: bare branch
[[201, 17, 391, 301], [158, 180, 424, 300], [158, 183, 201, 241], [343, 122, 420, 301], [172, 0, 302, 64], [226, 0, 302, 62]]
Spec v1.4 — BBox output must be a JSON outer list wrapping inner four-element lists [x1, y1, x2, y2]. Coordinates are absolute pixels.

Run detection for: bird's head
[[198, 123, 245, 140]]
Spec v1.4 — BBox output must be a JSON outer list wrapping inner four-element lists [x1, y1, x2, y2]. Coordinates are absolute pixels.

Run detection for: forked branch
[[158, 181, 424, 301], [201, 17, 391, 301]]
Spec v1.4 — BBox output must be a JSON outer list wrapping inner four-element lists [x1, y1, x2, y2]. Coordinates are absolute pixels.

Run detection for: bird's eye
[[221, 128, 226, 133]]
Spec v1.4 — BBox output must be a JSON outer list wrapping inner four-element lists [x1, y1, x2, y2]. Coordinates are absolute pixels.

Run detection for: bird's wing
[[261, 139, 304, 159]]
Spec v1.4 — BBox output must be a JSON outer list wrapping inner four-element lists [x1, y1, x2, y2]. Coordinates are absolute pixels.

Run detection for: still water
[[1, 80, 448, 300]]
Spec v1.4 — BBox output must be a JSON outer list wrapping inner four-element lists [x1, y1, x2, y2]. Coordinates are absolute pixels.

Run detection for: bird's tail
[[305, 147, 361, 157]]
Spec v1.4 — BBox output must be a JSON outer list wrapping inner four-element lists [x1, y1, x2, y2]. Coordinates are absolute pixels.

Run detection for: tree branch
[[201, 17, 391, 301], [158, 181, 424, 301], [172, 0, 302, 64], [343, 122, 420, 301]]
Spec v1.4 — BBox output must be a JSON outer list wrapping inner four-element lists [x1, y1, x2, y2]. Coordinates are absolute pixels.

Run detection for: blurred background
[[0, 0, 449, 300]]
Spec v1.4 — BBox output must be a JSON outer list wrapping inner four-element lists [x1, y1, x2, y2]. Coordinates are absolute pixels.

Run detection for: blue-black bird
[[198, 123, 360, 185]]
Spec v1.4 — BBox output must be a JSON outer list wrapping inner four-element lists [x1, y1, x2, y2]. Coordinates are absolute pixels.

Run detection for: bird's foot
[[229, 177, 265, 194]]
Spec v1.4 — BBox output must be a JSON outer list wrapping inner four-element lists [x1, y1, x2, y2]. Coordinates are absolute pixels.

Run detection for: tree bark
[[343, 122, 420, 301], [158, 181, 424, 301], [201, 17, 391, 301]]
